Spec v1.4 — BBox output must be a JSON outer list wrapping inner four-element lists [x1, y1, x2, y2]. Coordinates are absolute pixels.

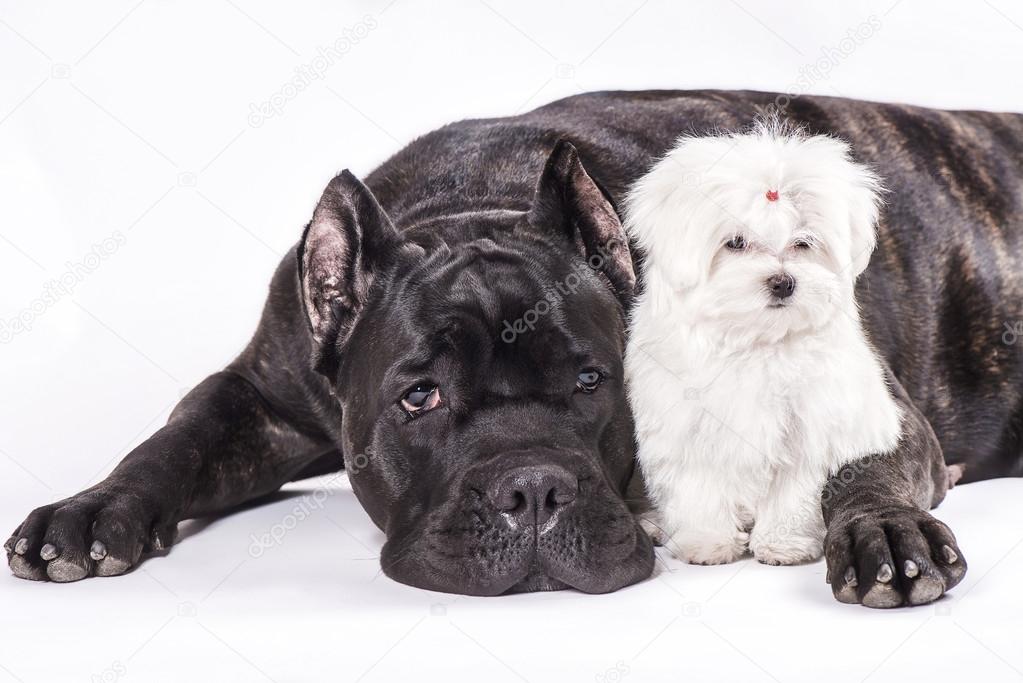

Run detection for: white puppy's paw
[[750, 534, 823, 566], [664, 530, 749, 565]]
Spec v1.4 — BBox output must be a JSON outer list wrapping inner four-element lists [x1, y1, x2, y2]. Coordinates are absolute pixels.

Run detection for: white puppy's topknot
[[625, 120, 884, 290]]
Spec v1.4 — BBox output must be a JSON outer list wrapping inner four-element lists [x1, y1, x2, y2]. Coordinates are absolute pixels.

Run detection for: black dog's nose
[[766, 273, 796, 299], [488, 465, 578, 526]]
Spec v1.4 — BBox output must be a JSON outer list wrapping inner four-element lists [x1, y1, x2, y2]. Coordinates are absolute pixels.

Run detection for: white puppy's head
[[626, 123, 882, 345]]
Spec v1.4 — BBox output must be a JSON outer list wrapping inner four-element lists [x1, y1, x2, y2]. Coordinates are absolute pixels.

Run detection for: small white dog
[[624, 123, 902, 566]]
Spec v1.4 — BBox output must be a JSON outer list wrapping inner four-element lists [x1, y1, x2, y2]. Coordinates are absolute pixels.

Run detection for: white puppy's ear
[[843, 159, 883, 277], [624, 138, 721, 290], [811, 135, 884, 277]]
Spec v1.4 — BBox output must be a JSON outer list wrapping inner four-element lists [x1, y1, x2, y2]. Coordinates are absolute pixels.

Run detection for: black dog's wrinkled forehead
[[350, 233, 625, 406]]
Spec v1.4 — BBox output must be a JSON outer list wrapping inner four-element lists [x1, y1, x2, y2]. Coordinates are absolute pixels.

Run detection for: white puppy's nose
[[766, 273, 796, 299]]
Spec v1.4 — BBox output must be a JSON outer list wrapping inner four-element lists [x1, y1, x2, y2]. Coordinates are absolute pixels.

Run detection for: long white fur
[[624, 123, 902, 565]]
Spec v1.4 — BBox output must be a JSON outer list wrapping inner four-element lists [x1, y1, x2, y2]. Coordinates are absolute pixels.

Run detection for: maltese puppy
[[624, 123, 902, 566]]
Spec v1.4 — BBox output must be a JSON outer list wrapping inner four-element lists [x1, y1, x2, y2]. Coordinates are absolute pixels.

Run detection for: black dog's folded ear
[[529, 139, 636, 302], [298, 170, 398, 373]]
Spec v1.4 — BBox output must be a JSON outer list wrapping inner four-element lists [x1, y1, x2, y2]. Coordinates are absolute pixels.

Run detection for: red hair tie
[[766, 189, 780, 202]]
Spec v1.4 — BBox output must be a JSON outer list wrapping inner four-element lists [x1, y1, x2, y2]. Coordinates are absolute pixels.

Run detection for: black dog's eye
[[576, 369, 603, 393], [400, 384, 441, 416], [793, 239, 812, 250], [725, 235, 747, 251]]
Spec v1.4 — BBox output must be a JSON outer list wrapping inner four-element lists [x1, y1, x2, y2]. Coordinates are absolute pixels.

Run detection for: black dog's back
[[366, 89, 1023, 481]]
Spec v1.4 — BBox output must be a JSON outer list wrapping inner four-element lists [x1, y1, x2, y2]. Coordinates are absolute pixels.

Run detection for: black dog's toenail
[[90, 541, 107, 561], [40, 543, 58, 561], [942, 545, 958, 564], [844, 566, 857, 587], [904, 560, 919, 578], [15, 538, 28, 555], [876, 563, 893, 583]]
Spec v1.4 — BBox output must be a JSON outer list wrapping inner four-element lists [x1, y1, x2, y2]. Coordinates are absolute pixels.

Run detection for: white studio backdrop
[[1, 1, 1022, 681]]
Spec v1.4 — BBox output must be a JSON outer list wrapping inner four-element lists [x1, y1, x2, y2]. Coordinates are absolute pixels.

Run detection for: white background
[[2, 1, 1023, 681]]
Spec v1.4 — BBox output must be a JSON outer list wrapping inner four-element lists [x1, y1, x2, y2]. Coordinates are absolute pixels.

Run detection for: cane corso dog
[[7, 90, 1023, 606]]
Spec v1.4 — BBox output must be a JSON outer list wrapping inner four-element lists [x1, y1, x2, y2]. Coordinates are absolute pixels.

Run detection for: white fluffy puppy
[[625, 124, 902, 566]]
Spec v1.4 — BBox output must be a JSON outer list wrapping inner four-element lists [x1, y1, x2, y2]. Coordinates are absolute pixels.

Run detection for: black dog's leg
[[6, 369, 334, 582], [6, 251, 340, 583], [822, 367, 966, 608]]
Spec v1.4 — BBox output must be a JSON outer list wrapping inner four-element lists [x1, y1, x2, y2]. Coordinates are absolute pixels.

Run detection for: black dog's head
[[297, 141, 653, 595]]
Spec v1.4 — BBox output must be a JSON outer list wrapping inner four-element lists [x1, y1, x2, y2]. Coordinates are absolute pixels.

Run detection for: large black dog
[[8, 91, 1023, 607]]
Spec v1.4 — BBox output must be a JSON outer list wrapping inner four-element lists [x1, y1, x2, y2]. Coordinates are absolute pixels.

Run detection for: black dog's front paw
[[6, 486, 176, 582], [825, 506, 966, 608]]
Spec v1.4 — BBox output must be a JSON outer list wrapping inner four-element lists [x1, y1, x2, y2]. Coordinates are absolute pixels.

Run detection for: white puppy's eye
[[725, 235, 747, 251], [793, 239, 812, 250]]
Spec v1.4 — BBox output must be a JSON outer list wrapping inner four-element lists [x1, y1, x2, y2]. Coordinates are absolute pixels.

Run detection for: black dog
[[8, 91, 1023, 607]]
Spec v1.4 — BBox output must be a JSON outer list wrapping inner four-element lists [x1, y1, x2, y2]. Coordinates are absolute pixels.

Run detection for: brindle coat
[[7, 90, 1022, 607]]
